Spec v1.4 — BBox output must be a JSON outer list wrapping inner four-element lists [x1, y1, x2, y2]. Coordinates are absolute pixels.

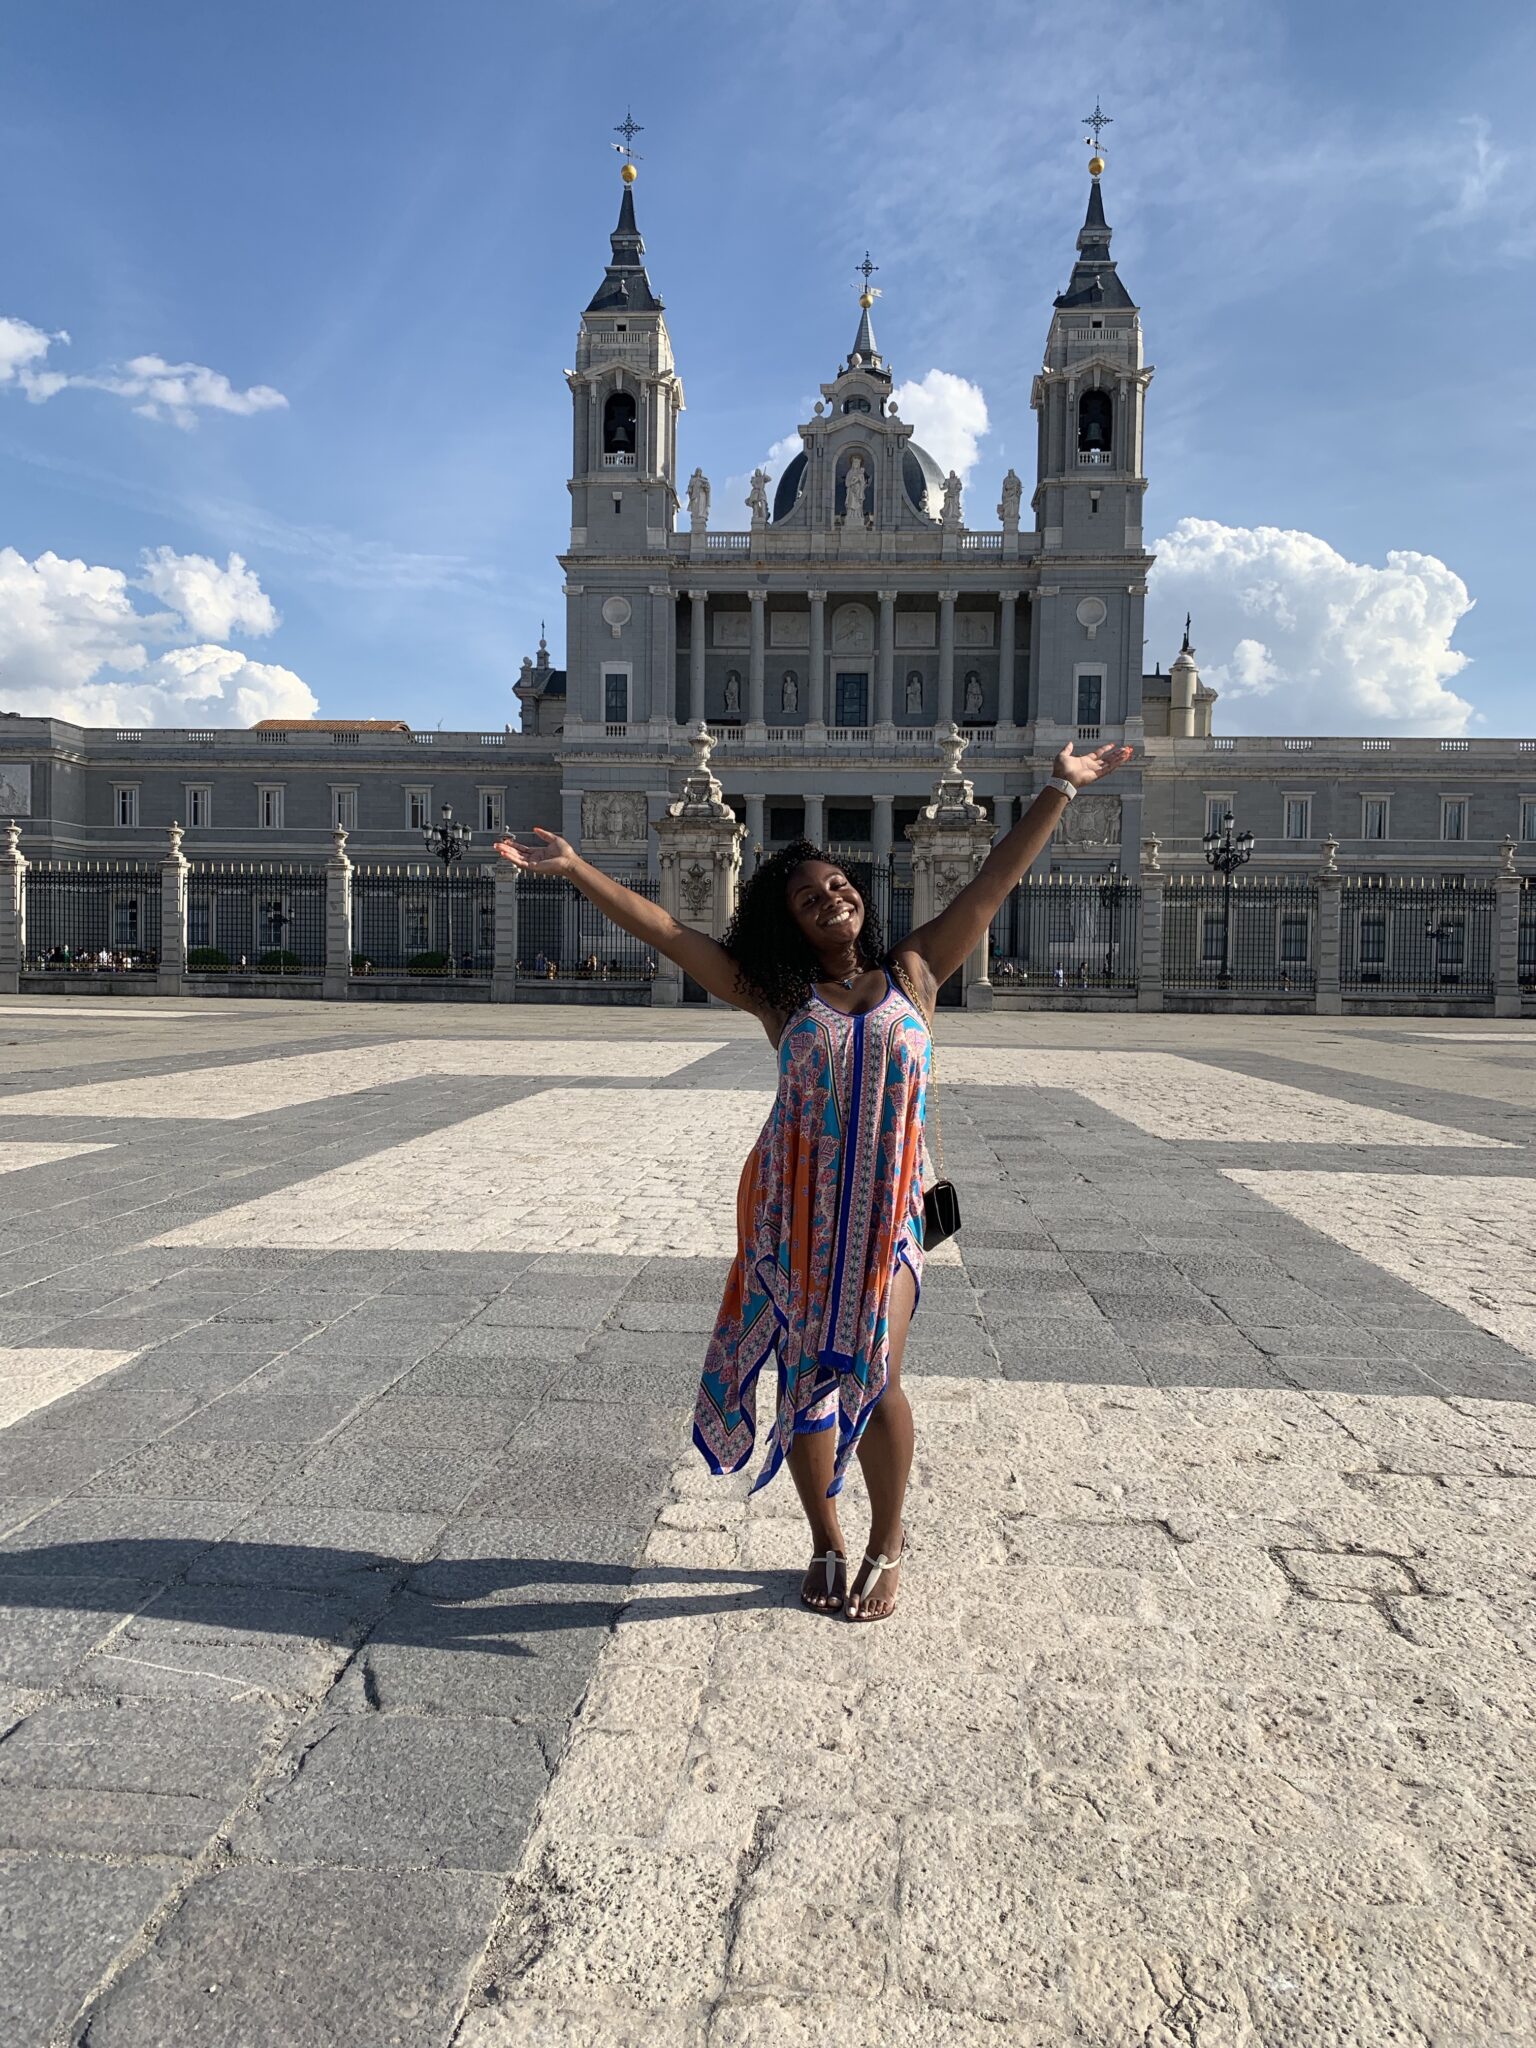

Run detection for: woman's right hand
[[493, 828, 578, 878]]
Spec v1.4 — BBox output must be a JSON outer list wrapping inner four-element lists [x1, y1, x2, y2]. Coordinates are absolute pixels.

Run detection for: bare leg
[[787, 1422, 845, 1611], [847, 1260, 917, 1620]]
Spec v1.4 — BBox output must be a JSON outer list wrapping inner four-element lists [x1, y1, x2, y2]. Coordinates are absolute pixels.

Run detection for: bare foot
[[800, 1549, 847, 1614]]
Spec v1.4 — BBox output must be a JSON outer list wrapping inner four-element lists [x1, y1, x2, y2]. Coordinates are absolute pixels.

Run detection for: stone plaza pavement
[[0, 996, 1532, 2046]]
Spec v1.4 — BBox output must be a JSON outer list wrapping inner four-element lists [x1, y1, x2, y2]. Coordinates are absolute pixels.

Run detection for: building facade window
[[1283, 797, 1312, 841], [1280, 913, 1310, 964], [602, 671, 630, 724], [834, 671, 869, 726], [185, 785, 212, 829], [1204, 795, 1233, 839], [332, 787, 358, 832], [1361, 796, 1389, 841], [258, 785, 285, 831], [480, 789, 505, 835], [826, 805, 871, 844], [1075, 672, 1104, 729], [1521, 798, 1536, 843], [113, 785, 140, 828], [407, 788, 431, 831], [1441, 797, 1468, 842]]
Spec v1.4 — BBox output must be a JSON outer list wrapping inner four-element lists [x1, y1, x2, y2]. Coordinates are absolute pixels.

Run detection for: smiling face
[[786, 859, 865, 961]]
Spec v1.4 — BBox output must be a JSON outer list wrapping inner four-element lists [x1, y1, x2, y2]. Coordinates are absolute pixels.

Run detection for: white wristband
[[1045, 776, 1077, 801]]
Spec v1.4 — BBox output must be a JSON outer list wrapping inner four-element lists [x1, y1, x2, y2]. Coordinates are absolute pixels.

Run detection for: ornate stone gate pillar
[[0, 820, 25, 994], [1314, 838, 1342, 1016], [654, 723, 746, 1006], [1495, 836, 1523, 1019], [1135, 834, 1165, 1013], [907, 724, 997, 1011], [157, 822, 189, 996]]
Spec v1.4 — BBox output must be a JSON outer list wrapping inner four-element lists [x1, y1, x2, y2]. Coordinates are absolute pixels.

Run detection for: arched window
[[841, 395, 871, 414], [602, 391, 637, 457], [1077, 389, 1113, 460]]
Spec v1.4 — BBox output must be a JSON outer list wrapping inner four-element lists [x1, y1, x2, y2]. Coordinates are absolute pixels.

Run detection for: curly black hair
[[722, 839, 887, 1014]]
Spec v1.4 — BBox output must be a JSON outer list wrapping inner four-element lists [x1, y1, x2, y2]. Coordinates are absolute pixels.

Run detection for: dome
[[771, 440, 945, 522]]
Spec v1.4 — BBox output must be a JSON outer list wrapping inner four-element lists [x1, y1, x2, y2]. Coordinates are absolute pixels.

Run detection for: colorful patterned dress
[[694, 969, 929, 1498]]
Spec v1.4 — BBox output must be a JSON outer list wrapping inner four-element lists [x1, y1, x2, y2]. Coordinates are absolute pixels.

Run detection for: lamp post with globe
[[1202, 808, 1254, 989]]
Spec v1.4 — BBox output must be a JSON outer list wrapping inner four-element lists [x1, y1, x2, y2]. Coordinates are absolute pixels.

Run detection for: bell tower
[[566, 125, 683, 556], [1028, 113, 1154, 745]]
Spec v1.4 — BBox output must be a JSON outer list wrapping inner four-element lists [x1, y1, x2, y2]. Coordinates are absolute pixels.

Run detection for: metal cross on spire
[[1082, 100, 1113, 149], [612, 110, 644, 163], [856, 251, 880, 292]]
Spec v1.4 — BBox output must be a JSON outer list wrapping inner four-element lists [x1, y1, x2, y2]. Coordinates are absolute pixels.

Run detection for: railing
[[1283, 738, 1313, 750], [1076, 725, 1101, 743], [350, 862, 495, 979], [704, 533, 751, 551], [257, 730, 288, 744], [604, 723, 629, 739], [186, 865, 326, 976], [1521, 878, 1536, 993], [990, 875, 1140, 991], [22, 861, 163, 973], [1162, 874, 1317, 996], [515, 871, 659, 984], [601, 452, 636, 468], [1339, 878, 1495, 999], [960, 725, 995, 747], [959, 533, 1004, 551], [1441, 738, 1471, 752], [1077, 449, 1113, 466], [331, 731, 360, 746]]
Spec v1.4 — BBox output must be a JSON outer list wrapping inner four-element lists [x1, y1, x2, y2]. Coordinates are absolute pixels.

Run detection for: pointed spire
[[586, 167, 663, 314], [842, 252, 889, 377], [1054, 156, 1135, 312]]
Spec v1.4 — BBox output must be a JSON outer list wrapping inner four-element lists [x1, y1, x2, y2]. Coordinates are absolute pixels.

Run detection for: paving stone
[[0, 1496, 244, 1579], [234, 1712, 549, 1869], [78, 1440, 305, 1501], [75, 1864, 502, 2047], [276, 1439, 506, 1514], [0, 1855, 178, 2045]]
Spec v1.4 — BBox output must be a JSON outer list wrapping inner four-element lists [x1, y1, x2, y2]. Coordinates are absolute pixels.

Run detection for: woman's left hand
[[1052, 741, 1134, 788]]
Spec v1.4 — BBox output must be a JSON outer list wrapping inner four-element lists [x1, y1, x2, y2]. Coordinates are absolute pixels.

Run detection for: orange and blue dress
[[694, 969, 930, 1497]]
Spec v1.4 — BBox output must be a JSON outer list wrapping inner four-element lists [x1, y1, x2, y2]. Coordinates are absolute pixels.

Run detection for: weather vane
[[854, 251, 882, 305], [612, 110, 644, 165], [1082, 101, 1112, 152]]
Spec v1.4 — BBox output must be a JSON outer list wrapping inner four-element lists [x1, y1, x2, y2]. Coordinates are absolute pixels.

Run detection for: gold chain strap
[[889, 956, 944, 1183]]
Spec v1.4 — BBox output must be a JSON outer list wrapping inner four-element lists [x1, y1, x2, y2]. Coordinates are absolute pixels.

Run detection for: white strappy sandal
[[847, 1535, 906, 1623], [801, 1549, 847, 1614]]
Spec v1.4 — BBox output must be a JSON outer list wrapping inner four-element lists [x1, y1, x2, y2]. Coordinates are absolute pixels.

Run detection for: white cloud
[[890, 369, 990, 486], [723, 433, 803, 518], [0, 545, 317, 726], [1149, 518, 1476, 736], [0, 316, 287, 427], [137, 547, 278, 640]]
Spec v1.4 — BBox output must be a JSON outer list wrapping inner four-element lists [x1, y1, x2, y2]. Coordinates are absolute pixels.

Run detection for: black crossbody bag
[[890, 957, 962, 1249]]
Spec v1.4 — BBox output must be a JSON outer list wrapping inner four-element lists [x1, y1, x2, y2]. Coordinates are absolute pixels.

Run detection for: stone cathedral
[[2, 142, 1531, 871]]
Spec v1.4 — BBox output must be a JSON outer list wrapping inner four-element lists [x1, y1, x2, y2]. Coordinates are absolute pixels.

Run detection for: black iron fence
[[22, 862, 162, 973], [515, 871, 660, 984], [1162, 874, 1317, 995], [989, 874, 1141, 991], [350, 862, 495, 978], [1521, 878, 1536, 994], [1340, 878, 1496, 999], [823, 851, 914, 952], [186, 865, 326, 975]]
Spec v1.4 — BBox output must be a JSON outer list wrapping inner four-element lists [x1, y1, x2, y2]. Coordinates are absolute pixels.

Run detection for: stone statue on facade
[[746, 468, 770, 524], [997, 468, 1022, 526], [686, 467, 710, 530], [723, 669, 742, 716], [905, 670, 924, 715], [963, 671, 983, 718], [941, 470, 963, 528], [841, 453, 868, 527], [781, 670, 799, 713]]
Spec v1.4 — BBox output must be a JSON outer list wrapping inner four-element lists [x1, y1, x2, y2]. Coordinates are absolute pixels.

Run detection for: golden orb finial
[[859, 289, 874, 309], [1088, 153, 1105, 178], [620, 160, 638, 185]]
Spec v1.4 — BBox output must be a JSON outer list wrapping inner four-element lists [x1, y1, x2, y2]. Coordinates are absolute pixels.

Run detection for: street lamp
[[1202, 808, 1254, 988], [263, 899, 288, 960], [1425, 915, 1460, 987], [1096, 862, 1122, 983], [422, 803, 471, 864]]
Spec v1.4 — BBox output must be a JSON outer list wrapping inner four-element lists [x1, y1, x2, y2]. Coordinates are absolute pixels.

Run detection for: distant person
[[495, 738, 1131, 1622]]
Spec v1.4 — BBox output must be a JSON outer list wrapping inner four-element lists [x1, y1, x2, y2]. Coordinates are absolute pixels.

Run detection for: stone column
[[650, 583, 675, 736], [491, 860, 519, 1003], [747, 591, 766, 729], [323, 825, 353, 1000], [0, 819, 25, 994], [807, 590, 827, 731], [871, 794, 893, 865], [998, 592, 1019, 729], [908, 725, 996, 1010], [744, 794, 766, 865], [805, 794, 826, 847], [937, 591, 957, 728], [876, 590, 896, 728], [654, 722, 746, 1006], [1135, 834, 1164, 1013], [1494, 836, 1523, 1018], [157, 821, 189, 996], [1314, 838, 1342, 1016], [688, 590, 707, 726]]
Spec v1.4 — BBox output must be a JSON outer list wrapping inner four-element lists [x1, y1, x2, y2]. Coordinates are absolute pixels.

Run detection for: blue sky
[[2, 0, 1533, 735]]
